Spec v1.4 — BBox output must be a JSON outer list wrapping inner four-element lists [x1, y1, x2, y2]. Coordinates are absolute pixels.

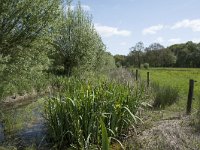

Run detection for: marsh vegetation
[[0, 0, 200, 149]]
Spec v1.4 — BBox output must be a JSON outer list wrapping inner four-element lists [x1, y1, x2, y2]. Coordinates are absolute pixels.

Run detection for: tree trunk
[[64, 61, 72, 76]]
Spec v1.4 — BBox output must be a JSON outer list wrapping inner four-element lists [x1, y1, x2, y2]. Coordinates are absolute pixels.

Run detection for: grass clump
[[44, 77, 146, 149], [192, 94, 200, 130], [152, 82, 179, 109]]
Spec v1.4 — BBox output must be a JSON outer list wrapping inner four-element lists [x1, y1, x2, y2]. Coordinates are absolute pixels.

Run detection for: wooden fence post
[[186, 79, 194, 115], [147, 72, 150, 87], [136, 69, 138, 81]]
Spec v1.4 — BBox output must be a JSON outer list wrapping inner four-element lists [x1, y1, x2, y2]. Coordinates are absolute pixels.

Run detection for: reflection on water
[[0, 98, 48, 149], [15, 120, 48, 149]]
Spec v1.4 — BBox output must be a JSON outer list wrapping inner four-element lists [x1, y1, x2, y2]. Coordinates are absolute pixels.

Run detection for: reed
[[44, 77, 146, 149]]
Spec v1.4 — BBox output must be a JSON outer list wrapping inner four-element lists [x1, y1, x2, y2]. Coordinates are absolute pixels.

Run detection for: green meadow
[[139, 68, 200, 112]]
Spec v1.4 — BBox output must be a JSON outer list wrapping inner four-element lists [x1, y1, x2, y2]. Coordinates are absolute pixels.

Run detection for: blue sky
[[72, 0, 200, 55]]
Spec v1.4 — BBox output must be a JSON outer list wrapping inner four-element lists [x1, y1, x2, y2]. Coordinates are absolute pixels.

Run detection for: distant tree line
[[114, 41, 200, 68]]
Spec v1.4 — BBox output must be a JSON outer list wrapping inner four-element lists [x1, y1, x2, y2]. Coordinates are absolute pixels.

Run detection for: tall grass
[[100, 118, 110, 150], [44, 77, 146, 149], [195, 94, 200, 130], [151, 82, 179, 109]]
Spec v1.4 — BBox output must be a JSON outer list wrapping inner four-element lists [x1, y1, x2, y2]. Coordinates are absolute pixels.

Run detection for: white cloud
[[94, 24, 131, 37], [142, 24, 164, 35], [154, 37, 164, 43], [120, 42, 127, 46], [171, 19, 200, 32], [142, 19, 200, 36], [192, 38, 200, 43], [168, 38, 181, 44], [81, 5, 91, 11], [66, 5, 91, 11], [66, 5, 75, 10]]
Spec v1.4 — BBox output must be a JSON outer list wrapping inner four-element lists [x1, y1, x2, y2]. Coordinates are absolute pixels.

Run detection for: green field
[[138, 68, 200, 112]]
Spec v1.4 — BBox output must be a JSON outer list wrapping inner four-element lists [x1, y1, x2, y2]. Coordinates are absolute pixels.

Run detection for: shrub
[[140, 64, 144, 68], [143, 63, 149, 69], [152, 83, 179, 108], [108, 68, 134, 85]]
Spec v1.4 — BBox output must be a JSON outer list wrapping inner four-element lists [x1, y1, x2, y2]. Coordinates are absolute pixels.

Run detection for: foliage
[[0, 0, 60, 98], [51, 1, 109, 75], [101, 119, 110, 150], [0, 0, 115, 99], [0, 146, 17, 150], [122, 41, 200, 68], [114, 55, 127, 67], [151, 82, 179, 108], [44, 77, 146, 149], [127, 42, 144, 68], [108, 68, 134, 85], [139, 68, 200, 113], [0, 38, 53, 98], [193, 94, 200, 130], [0, 0, 59, 54], [198, 94, 200, 122], [100, 52, 116, 73], [169, 41, 200, 68], [143, 63, 149, 69], [145, 47, 176, 67]]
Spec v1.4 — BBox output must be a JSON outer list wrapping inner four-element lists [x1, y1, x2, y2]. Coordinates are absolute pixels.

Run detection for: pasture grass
[[125, 68, 200, 149], [137, 68, 200, 112]]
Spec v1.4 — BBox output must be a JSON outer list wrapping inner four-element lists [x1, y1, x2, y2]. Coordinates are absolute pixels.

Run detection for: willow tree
[[0, 0, 60, 55], [52, 1, 107, 75], [0, 0, 60, 97]]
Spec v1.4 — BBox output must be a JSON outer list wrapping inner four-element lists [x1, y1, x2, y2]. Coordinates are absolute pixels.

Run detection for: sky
[[72, 0, 200, 55]]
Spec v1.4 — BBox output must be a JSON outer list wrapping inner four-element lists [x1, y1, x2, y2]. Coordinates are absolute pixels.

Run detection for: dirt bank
[[127, 112, 200, 150]]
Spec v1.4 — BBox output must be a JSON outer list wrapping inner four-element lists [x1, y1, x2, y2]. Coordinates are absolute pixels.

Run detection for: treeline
[[114, 41, 200, 68], [0, 0, 115, 98]]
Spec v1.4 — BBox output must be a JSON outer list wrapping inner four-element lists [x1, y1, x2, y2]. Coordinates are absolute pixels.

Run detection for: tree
[[145, 43, 164, 51], [125, 41, 200, 68], [145, 43, 165, 67], [128, 42, 144, 68], [0, 0, 59, 57], [101, 52, 116, 72], [160, 49, 176, 67], [114, 55, 127, 67], [52, 1, 108, 75], [0, 0, 60, 97], [168, 41, 200, 67]]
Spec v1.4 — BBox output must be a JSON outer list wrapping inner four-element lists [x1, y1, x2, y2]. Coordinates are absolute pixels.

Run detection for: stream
[[0, 97, 50, 149]]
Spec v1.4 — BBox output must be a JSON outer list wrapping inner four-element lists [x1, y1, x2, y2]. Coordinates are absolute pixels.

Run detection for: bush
[[108, 68, 134, 85], [152, 83, 179, 108], [143, 63, 149, 69]]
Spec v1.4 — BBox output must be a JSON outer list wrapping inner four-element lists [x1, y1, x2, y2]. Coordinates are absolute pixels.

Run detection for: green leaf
[[100, 118, 110, 150]]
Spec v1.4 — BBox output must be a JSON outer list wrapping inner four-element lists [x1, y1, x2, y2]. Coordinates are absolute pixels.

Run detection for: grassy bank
[[134, 68, 200, 112]]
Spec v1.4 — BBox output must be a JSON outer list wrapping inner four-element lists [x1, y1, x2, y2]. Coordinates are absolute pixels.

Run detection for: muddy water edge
[[0, 95, 51, 149]]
